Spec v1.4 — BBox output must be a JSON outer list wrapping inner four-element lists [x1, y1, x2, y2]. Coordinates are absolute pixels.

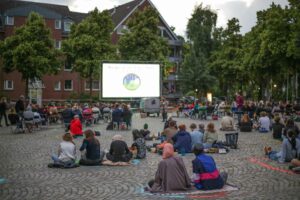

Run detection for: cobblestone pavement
[[0, 114, 299, 200]]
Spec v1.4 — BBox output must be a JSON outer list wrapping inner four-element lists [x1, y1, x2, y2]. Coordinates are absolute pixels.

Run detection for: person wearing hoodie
[[172, 124, 192, 154], [70, 115, 83, 137]]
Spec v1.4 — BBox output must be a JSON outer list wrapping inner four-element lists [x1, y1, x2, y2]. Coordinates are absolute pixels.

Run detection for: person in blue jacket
[[172, 124, 192, 153], [192, 143, 228, 190]]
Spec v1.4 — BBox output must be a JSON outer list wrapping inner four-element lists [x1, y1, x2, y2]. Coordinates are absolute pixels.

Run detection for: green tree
[[209, 18, 244, 96], [62, 8, 115, 97], [180, 4, 217, 96], [118, 7, 169, 62], [242, 3, 290, 100], [0, 12, 61, 97]]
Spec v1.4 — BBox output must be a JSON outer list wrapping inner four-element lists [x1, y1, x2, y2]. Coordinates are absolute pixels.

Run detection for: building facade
[[0, 0, 182, 102]]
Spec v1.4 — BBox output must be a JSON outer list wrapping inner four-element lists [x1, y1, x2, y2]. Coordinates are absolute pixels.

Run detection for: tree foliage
[[180, 4, 217, 96], [0, 12, 61, 97], [118, 7, 169, 62], [62, 8, 115, 96]]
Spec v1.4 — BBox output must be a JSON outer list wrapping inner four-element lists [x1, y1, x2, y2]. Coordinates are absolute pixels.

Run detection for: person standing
[[15, 95, 25, 116], [0, 97, 9, 127], [235, 92, 244, 123]]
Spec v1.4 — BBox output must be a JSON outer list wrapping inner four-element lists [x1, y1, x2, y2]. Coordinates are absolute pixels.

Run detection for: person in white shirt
[[220, 112, 235, 131], [50, 133, 76, 167], [258, 111, 271, 132]]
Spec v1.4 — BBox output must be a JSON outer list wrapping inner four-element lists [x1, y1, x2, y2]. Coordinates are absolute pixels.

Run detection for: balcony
[[168, 56, 182, 63], [168, 40, 183, 46]]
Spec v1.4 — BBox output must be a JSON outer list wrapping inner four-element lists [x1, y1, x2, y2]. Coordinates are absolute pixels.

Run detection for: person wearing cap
[[70, 115, 83, 137], [192, 143, 228, 190]]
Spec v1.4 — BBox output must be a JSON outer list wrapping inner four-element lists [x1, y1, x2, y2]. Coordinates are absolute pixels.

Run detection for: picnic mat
[[102, 160, 130, 166], [138, 184, 239, 199]]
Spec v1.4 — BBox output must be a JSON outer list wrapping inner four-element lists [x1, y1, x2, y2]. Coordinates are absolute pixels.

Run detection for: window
[[85, 80, 100, 91], [5, 16, 14, 25], [64, 80, 73, 90], [64, 58, 72, 71], [64, 21, 72, 32], [54, 81, 61, 91], [158, 26, 171, 39], [55, 20, 61, 29], [55, 40, 61, 49], [4, 80, 13, 90], [117, 25, 129, 35]]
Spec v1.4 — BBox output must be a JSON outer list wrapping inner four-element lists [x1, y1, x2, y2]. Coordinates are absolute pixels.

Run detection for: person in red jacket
[[70, 115, 83, 137]]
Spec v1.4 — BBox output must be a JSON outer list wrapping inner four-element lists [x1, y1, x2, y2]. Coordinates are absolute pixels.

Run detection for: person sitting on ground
[[203, 123, 218, 149], [220, 112, 235, 131], [106, 135, 133, 162], [283, 119, 300, 139], [164, 117, 175, 129], [172, 124, 192, 153], [49, 133, 77, 168], [146, 143, 191, 192], [192, 143, 227, 190], [198, 124, 205, 134], [265, 130, 300, 163], [79, 129, 104, 165], [70, 115, 83, 138], [239, 114, 253, 132], [140, 123, 151, 140], [162, 120, 178, 143], [290, 158, 300, 173], [190, 123, 203, 147], [258, 111, 271, 132], [272, 116, 285, 140], [131, 129, 146, 159]]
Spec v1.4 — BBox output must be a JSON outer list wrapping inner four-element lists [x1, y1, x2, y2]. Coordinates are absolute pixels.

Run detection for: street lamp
[[195, 89, 198, 101]]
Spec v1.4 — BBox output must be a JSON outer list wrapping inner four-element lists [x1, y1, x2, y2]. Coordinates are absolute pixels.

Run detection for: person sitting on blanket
[[190, 123, 203, 147], [49, 133, 77, 168], [162, 120, 178, 143], [130, 129, 146, 159], [70, 115, 83, 137], [172, 124, 192, 154], [192, 143, 228, 190], [147, 143, 191, 192], [203, 123, 218, 149], [220, 112, 235, 131], [106, 134, 133, 162], [265, 130, 300, 163], [79, 129, 105, 166], [140, 123, 151, 140], [258, 111, 271, 132]]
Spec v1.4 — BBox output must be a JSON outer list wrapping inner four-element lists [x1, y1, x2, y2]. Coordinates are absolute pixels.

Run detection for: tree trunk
[[25, 78, 29, 101]]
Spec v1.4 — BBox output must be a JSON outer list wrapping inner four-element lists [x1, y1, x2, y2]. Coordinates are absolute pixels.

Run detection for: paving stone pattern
[[0, 114, 299, 200]]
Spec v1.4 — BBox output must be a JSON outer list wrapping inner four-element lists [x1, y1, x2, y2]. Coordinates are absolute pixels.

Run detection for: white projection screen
[[102, 63, 160, 98]]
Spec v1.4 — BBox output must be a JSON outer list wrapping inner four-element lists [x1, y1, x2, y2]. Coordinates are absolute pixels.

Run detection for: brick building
[[0, 0, 182, 103]]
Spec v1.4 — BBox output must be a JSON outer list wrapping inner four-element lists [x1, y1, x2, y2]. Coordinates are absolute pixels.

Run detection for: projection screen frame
[[100, 61, 162, 99]]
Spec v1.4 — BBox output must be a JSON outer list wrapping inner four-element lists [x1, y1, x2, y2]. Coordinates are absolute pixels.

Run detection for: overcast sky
[[23, 0, 289, 36]]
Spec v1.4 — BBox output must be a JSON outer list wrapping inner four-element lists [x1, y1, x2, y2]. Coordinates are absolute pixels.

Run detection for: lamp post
[[195, 89, 198, 102]]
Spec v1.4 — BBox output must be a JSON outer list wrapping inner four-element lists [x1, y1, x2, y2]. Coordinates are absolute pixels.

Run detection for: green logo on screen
[[123, 73, 141, 91]]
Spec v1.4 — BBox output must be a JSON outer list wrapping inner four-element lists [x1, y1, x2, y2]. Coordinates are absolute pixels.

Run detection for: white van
[[139, 98, 160, 116]]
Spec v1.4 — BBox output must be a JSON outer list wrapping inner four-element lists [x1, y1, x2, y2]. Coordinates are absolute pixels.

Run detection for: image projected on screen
[[102, 63, 160, 98]]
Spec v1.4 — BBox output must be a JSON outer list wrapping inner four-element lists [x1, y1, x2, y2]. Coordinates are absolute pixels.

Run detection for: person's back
[[190, 130, 203, 147], [70, 117, 82, 136], [163, 126, 177, 143], [203, 131, 218, 145], [172, 130, 192, 153], [273, 122, 284, 139], [59, 141, 76, 162], [62, 108, 73, 123], [221, 116, 234, 130], [192, 153, 224, 190], [108, 139, 131, 162], [280, 138, 300, 163], [133, 137, 146, 159], [23, 110, 34, 120], [80, 138, 100, 160], [259, 116, 270, 131]]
